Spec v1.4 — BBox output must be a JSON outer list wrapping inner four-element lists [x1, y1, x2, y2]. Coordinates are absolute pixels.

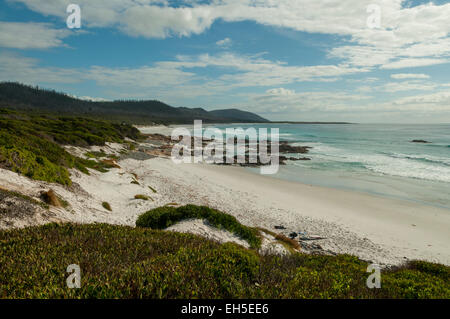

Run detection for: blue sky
[[1, 0, 450, 123]]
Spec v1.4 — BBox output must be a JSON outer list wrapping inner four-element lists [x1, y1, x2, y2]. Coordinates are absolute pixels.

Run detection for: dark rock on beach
[[289, 232, 298, 239]]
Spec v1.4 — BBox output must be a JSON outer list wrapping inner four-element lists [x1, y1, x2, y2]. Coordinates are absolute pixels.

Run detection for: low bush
[[136, 205, 262, 249]]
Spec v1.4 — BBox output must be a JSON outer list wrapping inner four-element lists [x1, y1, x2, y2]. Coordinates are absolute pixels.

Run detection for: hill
[[209, 108, 269, 123], [0, 82, 268, 124]]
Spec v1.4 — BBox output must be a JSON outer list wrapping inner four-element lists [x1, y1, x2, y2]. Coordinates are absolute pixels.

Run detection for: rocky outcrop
[[141, 133, 312, 166]]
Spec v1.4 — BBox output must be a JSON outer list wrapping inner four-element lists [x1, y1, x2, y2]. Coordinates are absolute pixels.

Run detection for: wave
[[424, 143, 450, 148], [387, 153, 450, 166], [365, 160, 450, 183], [291, 141, 321, 147], [296, 144, 450, 183]]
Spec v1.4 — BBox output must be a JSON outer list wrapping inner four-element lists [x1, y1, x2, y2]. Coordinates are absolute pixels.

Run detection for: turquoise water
[[210, 123, 450, 209]]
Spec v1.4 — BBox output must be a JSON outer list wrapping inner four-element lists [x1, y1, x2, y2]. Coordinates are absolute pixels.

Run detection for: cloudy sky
[[1, 0, 450, 123]]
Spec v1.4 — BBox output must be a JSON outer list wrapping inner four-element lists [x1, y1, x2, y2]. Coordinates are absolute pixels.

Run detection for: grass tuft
[[102, 202, 112, 211], [40, 190, 61, 207], [134, 194, 150, 201]]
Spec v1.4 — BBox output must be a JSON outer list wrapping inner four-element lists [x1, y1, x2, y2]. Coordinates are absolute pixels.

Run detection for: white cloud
[[392, 90, 450, 107], [9, 0, 450, 70], [120, 5, 216, 38], [381, 58, 448, 69], [381, 81, 436, 93], [0, 52, 82, 83], [170, 53, 368, 87], [0, 22, 71, 49], [216, 37, 232, 48], [245, 88, 372, 114], [390, 73, 430, 79]]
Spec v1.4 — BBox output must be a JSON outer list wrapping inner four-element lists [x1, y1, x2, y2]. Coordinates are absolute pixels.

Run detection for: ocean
[[209, 123, 450, 209]]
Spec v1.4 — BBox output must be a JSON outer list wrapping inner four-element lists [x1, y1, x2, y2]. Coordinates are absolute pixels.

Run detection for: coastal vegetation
[[0, 108, 142, 185], [0, 222, 448, 298], [136, 205, 262, 249]]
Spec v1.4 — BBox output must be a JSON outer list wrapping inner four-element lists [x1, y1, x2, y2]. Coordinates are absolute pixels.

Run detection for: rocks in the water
[[411, 139, 431, 143], [278, 142, 311, 154], [142, 132, 313, 166]]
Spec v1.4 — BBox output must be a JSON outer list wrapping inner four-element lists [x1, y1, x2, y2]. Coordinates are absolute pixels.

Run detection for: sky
[[1, 0, 450, 123]]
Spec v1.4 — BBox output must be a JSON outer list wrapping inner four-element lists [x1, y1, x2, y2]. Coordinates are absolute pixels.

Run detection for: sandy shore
[[0, 137, 448, 266]]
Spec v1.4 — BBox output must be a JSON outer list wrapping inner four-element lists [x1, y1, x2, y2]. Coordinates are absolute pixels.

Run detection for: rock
[[289, 232, 298, 239], [278, 141, 311, 154], [299, 236, 327, 241], [411, 140, 431, 143], [274, 225, 286, 230]]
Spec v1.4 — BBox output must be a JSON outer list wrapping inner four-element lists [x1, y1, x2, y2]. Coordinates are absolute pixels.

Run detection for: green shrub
[[382, 268, 449, 298], [0, 144, 72, 185], [136, 205, 261, 249], [136, 206, 179, 229]]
